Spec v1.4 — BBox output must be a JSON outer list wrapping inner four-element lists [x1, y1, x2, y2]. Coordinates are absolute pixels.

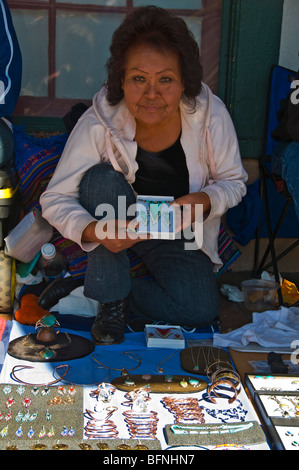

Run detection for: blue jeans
[[272, 141, 299, 220], [79, 164, 219, 327]]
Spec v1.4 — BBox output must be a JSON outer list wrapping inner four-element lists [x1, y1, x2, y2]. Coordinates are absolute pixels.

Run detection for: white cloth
[[213, 306, 299, 349], [220, 284, 244, 302]]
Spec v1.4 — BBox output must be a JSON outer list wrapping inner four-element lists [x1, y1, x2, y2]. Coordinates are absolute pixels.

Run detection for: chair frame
[[253, 65, 299, 305]]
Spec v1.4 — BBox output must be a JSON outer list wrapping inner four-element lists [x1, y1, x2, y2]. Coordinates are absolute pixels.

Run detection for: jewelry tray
[[164, 420, 266, 447], [245, 374, 299, 450], [180, 346, 231, 375], [112, 374, 207, 393], [0, 384, 161, 451]]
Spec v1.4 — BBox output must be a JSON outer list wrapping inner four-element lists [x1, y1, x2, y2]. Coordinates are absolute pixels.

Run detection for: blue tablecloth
[[1, 321, 216, 386]]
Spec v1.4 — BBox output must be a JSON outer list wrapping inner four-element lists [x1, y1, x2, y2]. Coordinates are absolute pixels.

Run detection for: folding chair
[[253, 65, 299, 305]]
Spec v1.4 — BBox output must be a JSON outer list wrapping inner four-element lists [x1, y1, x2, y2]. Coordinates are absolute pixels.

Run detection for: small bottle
[[40, 243, 67, 281]]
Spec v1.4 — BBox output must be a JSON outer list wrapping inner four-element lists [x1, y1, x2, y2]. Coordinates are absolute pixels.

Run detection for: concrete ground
[[217, 270, 299, 333]]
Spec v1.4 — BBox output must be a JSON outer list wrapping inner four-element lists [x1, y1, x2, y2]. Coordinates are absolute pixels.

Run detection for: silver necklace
[[190, 346, 222, 373], [190, 347, 201, 371]]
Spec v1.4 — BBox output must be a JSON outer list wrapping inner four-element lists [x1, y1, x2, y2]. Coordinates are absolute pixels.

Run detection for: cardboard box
[[136, 195, 176, 240], [145, 324, 185, 349], [4, 208, 53, 263]]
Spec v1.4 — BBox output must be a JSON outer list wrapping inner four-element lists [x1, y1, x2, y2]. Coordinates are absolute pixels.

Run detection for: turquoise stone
[[124, 379, 135, 386], [42, 348, 54, 360], [165, 375, 173, 382], [40, 314, 57, 327], [189, 378, 199, 387]]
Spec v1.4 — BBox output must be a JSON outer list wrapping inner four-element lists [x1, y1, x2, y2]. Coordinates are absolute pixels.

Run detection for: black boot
[[91, 296, 130, 345]]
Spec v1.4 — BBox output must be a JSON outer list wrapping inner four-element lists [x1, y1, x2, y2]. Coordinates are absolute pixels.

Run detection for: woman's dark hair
[[105, 6, 203, 110]]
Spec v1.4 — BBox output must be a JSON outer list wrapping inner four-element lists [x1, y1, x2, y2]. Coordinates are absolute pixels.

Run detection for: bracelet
[[84, 429, 119, 439], [211, 368, 240, 381], [162, 396, 205, 424], [123, 410, 158, 420], [11, 364, 70, 386], [208, 379, 238, 404], [211, 370, 241, 390], [84, 406, 118, 422], [206, 360, 233, 380], [86, 421, 117, 430]]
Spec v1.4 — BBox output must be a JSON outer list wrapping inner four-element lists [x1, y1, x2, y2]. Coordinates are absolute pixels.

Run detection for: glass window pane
[[182, 15, 202, 49], [11, 10, 49, 97], [56, 12, 125, 99], [57, 0, 127, 5], [133, 0, 202, 9], [15, 0, 49, 3]]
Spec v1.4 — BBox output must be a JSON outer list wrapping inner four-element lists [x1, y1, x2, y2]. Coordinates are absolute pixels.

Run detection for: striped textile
[[13, 125, 87, 278], [216, 225, 241, 277]]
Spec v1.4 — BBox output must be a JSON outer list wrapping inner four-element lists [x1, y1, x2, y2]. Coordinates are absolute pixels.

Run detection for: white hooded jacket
[[40, 83, 248, 270]]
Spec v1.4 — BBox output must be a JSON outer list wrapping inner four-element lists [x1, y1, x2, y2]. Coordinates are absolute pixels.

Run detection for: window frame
[[7, 0, 222, 117]]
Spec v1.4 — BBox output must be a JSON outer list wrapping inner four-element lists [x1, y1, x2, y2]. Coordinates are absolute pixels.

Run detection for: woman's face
[[122, 44, 184, 128]]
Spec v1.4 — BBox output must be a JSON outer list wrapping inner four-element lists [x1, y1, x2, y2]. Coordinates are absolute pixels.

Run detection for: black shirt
[[132, 136, 189, 199]]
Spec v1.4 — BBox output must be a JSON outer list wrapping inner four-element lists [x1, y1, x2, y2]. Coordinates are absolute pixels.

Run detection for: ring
[[126, 226, 137, 233], [35, 314, 60, 334]]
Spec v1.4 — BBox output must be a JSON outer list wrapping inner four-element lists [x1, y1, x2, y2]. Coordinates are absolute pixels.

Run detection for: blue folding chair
[[253, 65, 299, 304]]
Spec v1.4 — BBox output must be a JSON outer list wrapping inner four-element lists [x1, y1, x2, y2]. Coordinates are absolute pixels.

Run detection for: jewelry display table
[[245, 374, 299, 450], [0, 321, 270, 451]]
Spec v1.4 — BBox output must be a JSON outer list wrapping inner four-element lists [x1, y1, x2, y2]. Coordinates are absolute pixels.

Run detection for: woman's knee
[[79, 163, 135, 214], [80, 163, 125, 196]]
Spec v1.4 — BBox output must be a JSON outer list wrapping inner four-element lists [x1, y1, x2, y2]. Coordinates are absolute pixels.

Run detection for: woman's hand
[[82, 219, 150, 253], [172, 192, 211, 232]]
